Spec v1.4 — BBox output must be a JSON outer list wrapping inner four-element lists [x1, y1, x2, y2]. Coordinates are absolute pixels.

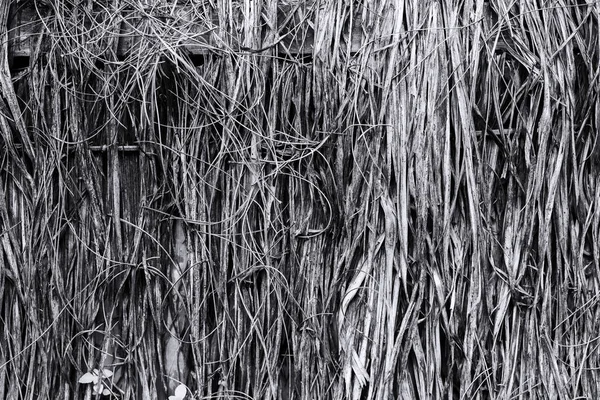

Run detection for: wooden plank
[[8, 3, 363, 59], [8, 3, 41, 58]]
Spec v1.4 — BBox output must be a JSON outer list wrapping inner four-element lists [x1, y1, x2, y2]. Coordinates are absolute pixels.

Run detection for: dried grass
[[2, 0, 600, 399]]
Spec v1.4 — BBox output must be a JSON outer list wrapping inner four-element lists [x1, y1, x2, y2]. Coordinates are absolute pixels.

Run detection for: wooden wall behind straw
[[2, 1, 600, 399]]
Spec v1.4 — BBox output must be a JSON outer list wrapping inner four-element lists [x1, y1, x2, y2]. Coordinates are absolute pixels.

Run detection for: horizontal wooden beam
[[4, 129, 521, 155], [8, 3, 363, 60], [88, 145, 142, 152]]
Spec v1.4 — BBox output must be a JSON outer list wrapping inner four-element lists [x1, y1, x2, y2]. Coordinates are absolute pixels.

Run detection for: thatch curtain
[[1, 0, 600, 399]]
